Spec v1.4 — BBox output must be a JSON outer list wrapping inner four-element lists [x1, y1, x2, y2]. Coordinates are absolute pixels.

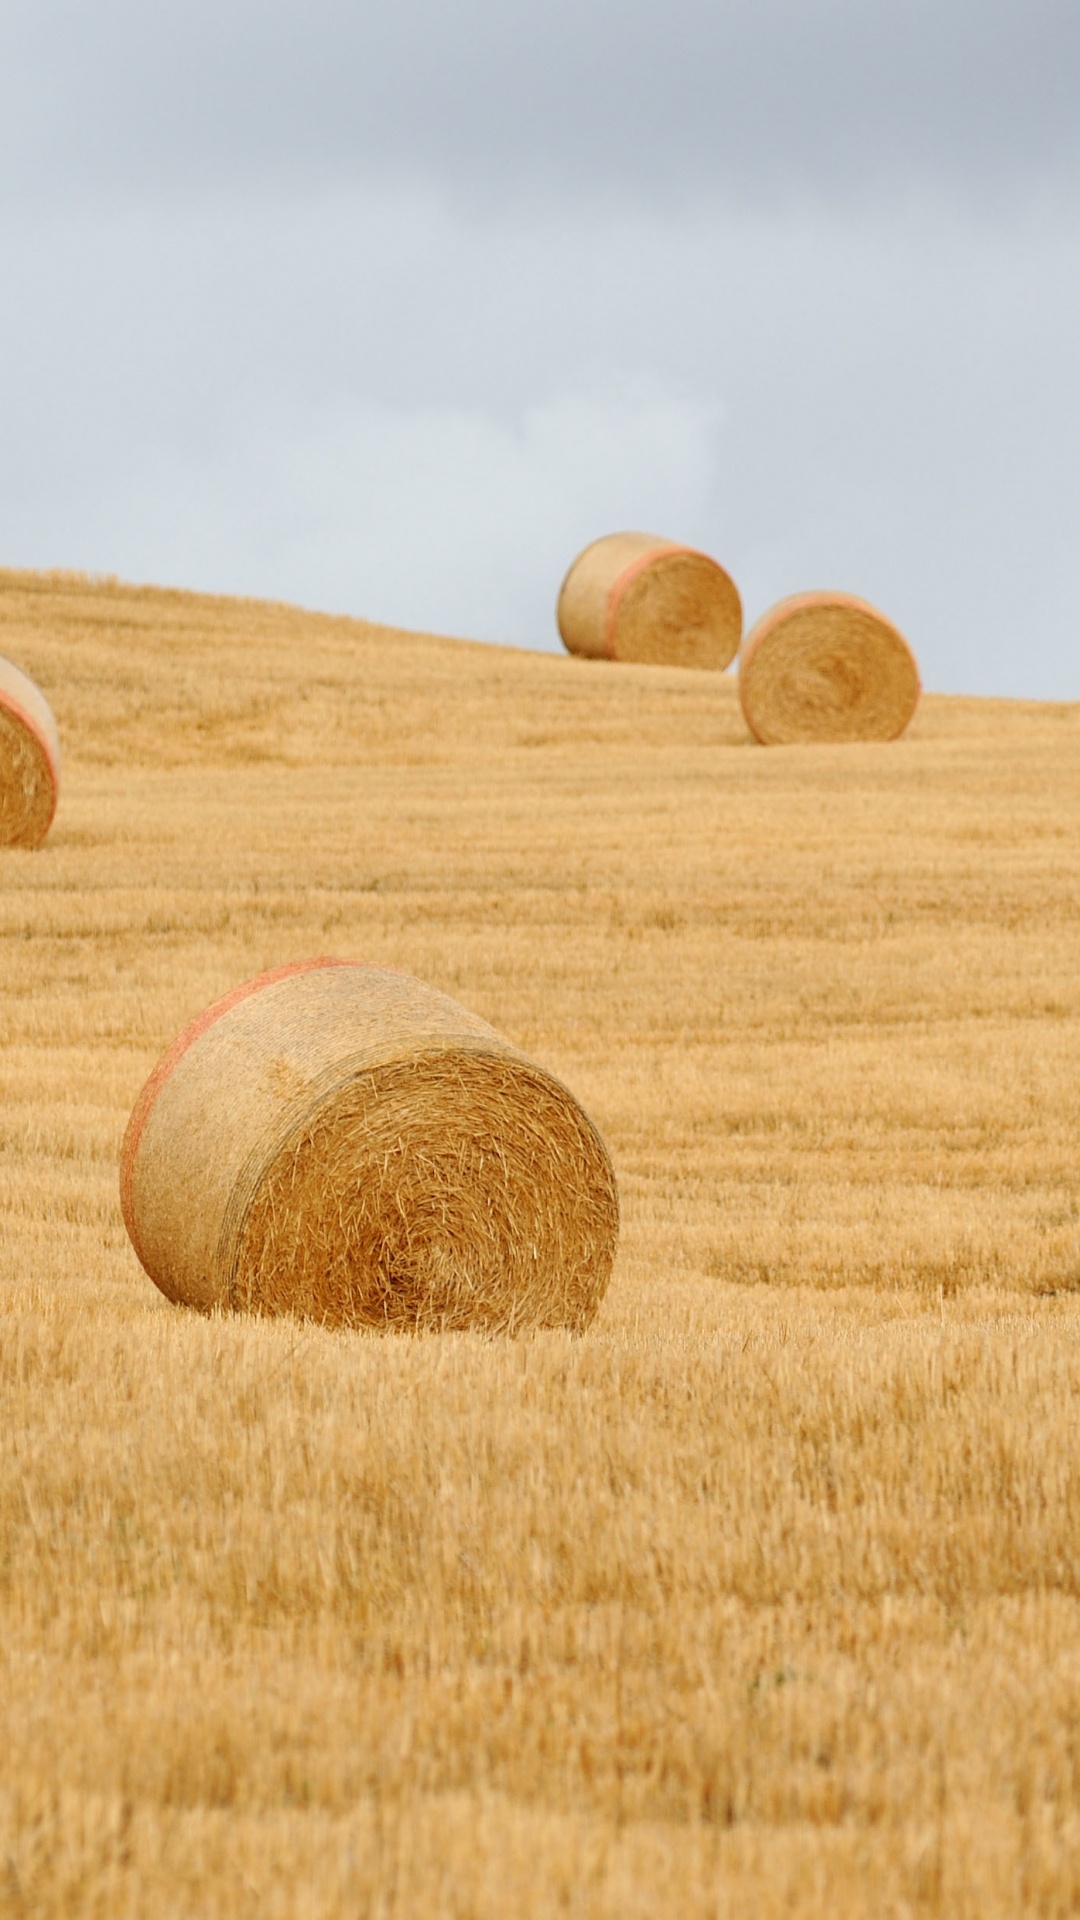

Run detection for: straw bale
[[557, 532, 742, 669], [739, 592, 920, 745], [120, 959, 619, 1334], [0, 654, 60, 847]]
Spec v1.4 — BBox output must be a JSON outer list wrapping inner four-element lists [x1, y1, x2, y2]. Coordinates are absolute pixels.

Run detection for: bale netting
[[120, 959, 620, 1335], [0, 654, 60, 848], [557, 531, 742, 669], [739, 592, 920, 745]]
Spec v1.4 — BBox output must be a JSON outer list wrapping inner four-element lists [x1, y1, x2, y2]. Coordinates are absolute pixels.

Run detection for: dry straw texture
[[0, 649, 60, 846], [740, 591, 921, 744], [3, 567, 1080, 1916], [121, 958, 618, 1333], [558, 531, 742, 669]]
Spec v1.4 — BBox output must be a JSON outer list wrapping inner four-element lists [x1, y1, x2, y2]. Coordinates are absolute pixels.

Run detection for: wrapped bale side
[[120, 959, 619, 1334], [739, 592, 921, 745], [558, 532, 742, 669], [0, 654, 60, 848]]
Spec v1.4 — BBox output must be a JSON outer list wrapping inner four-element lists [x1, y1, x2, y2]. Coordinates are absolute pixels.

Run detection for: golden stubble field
[[2, 568, 1080, 1918]]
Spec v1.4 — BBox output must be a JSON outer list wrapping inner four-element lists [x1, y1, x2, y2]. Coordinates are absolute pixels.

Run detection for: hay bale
[[557, 532, 742, 669], [0, 654, 60, 848], [120, 959, 619, 1334], [739, 592, 920, 745]]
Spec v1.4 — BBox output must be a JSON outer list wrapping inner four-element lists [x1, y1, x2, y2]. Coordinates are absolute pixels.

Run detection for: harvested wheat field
[[2, 567, 1080, 1919]]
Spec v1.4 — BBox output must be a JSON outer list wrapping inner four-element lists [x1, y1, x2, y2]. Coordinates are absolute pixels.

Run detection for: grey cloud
[[1, 183, 1076, 696], [3, 0, 1079, 207], [1, 2, 1078, 702]]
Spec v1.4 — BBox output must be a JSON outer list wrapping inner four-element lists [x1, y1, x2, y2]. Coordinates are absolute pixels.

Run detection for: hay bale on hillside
[[0, 655, 60, 847], [557, 532, 742, 669], [739, 592, 920, 745], [120, 960, 619, 1333]]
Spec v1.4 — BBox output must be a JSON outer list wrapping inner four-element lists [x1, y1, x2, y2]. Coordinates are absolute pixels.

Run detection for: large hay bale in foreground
[[120, 960, 619, 1333], [0, 654, 60, 847], [557, 532, 742, 669], [739, 592, 920, 745]]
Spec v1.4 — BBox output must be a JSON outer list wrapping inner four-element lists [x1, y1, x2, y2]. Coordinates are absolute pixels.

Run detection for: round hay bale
[[557, 532, 742, 669], [0, 654, 60, 848], [120, 960, 619, 1334], [739, 592, 920, 745]]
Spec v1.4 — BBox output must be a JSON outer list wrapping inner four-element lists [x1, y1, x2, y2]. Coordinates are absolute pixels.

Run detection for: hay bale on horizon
[[557, 532, 742, 670], [0, 654, 60, 848], [739, 592, 920, 745], [120, 959, 619, 1334]]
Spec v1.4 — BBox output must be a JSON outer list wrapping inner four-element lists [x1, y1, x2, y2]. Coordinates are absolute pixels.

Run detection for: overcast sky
[[1, 0, 1078, 695]]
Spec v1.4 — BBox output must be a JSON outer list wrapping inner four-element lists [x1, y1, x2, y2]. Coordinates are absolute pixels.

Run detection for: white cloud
[[232, 386, 728, 644]]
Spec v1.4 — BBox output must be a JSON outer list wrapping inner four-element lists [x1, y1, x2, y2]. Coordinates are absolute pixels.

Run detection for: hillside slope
[[3, 569, 1080, 1916]]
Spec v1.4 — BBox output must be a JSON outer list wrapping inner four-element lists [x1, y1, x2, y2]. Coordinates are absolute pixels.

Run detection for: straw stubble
[[8, 567, 1080, 1919]]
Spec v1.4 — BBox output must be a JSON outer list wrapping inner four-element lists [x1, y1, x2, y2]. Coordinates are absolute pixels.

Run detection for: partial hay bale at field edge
[[120, 959, 619, 1334], [739, 592, 921, 745], [557, 531, 742, 669], [0, 653, 60, 847]]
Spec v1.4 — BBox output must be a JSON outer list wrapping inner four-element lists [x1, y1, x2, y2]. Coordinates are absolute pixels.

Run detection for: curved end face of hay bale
[[0, 654, 61, 848], [121, 960, 619, 1335], [557, 531, 742, 670], [739, 592, 920, 745]]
